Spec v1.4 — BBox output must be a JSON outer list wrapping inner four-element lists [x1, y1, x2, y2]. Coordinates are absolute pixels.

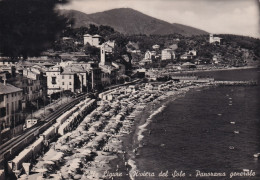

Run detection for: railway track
[[0, 94, 87, 165]]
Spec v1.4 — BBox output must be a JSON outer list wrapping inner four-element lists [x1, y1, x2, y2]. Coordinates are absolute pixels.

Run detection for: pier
[[214, 81, 258, 86]]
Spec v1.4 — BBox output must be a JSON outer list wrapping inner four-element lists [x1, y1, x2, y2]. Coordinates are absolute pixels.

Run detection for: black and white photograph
[[0, 0, 259, 179]]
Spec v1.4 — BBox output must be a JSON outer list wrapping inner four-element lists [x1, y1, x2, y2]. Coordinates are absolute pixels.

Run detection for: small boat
[[230, 122, 235, 124], [229, 104, 232, 106], [253, 153, 260, 158], [217, 114, 222, 116], [234, 131, 239, 134], [229, 146, 235, 150]]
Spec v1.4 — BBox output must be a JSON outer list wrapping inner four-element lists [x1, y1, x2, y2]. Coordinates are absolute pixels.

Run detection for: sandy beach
[[21, 80, 211, 180]]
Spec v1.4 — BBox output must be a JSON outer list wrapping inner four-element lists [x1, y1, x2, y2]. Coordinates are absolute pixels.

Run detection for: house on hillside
[[152, 44, 160, 50], [161, 48, 175, 60], [144, 51, 156, 61], [188, 50, 197, 56], [180, 53, 193, 60], [209, 34, 222, 44], [83, 34, 101, 47]]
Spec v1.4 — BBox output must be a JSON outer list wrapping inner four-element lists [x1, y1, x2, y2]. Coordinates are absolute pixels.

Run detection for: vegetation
[[0, 0, 70, 59]]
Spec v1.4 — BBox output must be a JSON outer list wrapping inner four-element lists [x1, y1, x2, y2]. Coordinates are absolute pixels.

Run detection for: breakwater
[[214, 80, 258, 86]]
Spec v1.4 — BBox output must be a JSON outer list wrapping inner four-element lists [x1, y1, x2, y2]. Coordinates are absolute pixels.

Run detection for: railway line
[[0, 93, 87, 167]]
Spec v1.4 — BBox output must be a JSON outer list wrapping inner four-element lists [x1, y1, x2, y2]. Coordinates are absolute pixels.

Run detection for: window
[[69, 75, 71, 79], [0, 95, 4, 102], [6, 103, 9, 115], [0, 107, 6, 117], [62, 82, 64, 85], [51, 77, 56, 84], [6, 94, 8, 98], [62, 75, 64, 79], [69, 82, 72, 85]]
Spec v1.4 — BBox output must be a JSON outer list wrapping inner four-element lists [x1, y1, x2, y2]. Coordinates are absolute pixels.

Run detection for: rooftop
[[0, 83, 22, 94]]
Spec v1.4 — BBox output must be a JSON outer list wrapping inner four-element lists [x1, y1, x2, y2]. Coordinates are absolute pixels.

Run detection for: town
[[0, 22, 259, 179]]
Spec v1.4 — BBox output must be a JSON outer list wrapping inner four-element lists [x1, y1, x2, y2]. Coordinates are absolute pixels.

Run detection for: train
[[8, 98, 96, 176]]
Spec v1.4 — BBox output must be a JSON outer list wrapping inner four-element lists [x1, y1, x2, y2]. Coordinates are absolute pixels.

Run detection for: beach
[[19, 67, 260, 180], [21, 80, 210, 180]]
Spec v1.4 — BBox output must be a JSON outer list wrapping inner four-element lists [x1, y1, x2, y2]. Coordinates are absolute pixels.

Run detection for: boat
[[229, 146, 235, 150], [230, 122, 235, 124], [234, 131, 239, 134], [217, 114, 222, 116], [253, 153, 260, 158]]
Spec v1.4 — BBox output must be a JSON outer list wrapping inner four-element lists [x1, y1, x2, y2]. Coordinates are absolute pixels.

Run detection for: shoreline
[[21, 76, 255, 180], [173, 65, 259, 74], [107, 84, 211, 180]]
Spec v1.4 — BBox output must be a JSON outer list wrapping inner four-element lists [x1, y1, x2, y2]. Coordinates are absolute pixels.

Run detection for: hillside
[[60, 8, 208, 36]]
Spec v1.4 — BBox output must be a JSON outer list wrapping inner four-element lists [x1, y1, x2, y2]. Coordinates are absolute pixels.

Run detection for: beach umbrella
[[74, 174, 82, 179], [44, 161, 55, 165], [50, 152, 64, 161], [35, 168, 48, 173]]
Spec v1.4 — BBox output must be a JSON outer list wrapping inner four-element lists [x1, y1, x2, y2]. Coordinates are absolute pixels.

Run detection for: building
[[105, 40, 115, 49], [83, 34, 101, 47], [180, 53, 193, 60], [100, 43, 114, 65], [181, 62, 196, 69], [209, 34, 222, 44], [168, 44, 178, 51], [152, 44, 160, 50], [60, 66, 88, 93], [0, 81, 23, 132], [212, 53, 222, 64], [46, 65, 62, 95], [144, 51, 156, 60], [161, 48, 175, 60], [112, 62, 126, 76], [188, 50, 197, 56], [0, 59, 16, 68], [46, 62, 102, 94], [99, 65, 117, 87]]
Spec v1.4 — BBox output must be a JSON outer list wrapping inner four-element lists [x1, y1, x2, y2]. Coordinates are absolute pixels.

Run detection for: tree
[[0, 0, 69, 59], [84, 43, 100, 57]]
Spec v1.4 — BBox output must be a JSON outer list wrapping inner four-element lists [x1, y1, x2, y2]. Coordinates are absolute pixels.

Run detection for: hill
[[60, 8, 208, 36]]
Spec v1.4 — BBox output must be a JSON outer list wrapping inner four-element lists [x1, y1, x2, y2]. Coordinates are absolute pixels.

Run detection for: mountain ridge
[[60, 8, 208, 36]]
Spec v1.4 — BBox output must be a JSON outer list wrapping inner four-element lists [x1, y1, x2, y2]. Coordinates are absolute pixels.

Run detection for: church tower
[[100, 45, 106, 66], [209, 34, 214, 43]]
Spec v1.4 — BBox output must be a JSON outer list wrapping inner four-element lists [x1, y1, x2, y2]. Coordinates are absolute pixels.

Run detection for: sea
[[129, 68, 260, 180]]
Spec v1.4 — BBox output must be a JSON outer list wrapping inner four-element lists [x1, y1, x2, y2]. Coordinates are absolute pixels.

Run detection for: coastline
[[17, 69, 259, 180], [174, 65, 259, 74], [107, 84, 211, 180]]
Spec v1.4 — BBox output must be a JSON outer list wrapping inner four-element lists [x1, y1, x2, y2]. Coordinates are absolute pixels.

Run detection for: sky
[[59, 0, 260, 38]]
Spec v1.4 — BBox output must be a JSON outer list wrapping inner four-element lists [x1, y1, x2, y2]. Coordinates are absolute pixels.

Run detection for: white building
[[46, 65, 62, 95], [46, 63, 100, 94], [180, 53, 193, 60], [209, 34, 222, 44], [161, 48, 175, 60], [0, 81, 23, 131], [144, 51, 156, 60], [83, 34, 101, 47], [100, 43, 114, 66], [152, 44, 160, 50], [188, 50, 197, 56], [105, 40, 115, 48]]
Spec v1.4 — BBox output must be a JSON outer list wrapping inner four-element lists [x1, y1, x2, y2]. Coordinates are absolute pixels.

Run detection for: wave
[[137, 105, 166, 142], [128, 159, 137, 180]]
